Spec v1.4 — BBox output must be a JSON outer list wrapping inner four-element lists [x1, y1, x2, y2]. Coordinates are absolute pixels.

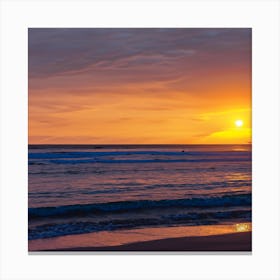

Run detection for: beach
[[29, 223, 251, 251], [53, 232, 251, 252]]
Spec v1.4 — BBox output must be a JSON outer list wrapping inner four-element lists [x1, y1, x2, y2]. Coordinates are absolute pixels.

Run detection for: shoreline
[[38, 231, 251, 252]]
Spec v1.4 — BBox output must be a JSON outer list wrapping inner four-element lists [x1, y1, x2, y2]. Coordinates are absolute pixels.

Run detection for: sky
[[28, 28, 251, 144]]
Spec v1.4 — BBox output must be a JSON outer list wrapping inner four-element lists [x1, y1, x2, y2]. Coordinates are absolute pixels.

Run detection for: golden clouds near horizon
[[29, 97, 251, 144], [192, 109, 251, 144]]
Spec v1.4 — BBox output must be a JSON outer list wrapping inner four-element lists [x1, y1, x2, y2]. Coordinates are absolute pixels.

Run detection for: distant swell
[[28, 150, 251, 165], [29, 194, 251, 219], [29, 150, 250, 159]]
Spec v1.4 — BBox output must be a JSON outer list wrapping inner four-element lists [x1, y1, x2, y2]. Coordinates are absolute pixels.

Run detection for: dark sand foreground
[[48, 232, 251, 252]]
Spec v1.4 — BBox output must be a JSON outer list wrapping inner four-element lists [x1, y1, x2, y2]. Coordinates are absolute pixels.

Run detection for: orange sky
[[28, 28, 251, 144]]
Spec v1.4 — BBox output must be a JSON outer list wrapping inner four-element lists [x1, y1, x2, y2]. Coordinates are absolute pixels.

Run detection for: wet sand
[[45, 231, 251, 252]]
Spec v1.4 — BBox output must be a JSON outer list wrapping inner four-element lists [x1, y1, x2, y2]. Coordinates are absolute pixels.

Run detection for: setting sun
[[235, 120, 244, 127]]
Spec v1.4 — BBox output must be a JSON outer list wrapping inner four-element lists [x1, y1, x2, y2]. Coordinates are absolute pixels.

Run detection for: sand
[[44, 231, 251, 252]]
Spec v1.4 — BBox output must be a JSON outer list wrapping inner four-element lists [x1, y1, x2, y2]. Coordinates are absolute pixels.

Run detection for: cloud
[[201, 128, 252, 144], [29, 28, 251, 79], [28, 28, 252, 144]]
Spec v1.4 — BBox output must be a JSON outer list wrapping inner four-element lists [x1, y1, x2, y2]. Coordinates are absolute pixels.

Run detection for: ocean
[[28, 144, 252, 245]]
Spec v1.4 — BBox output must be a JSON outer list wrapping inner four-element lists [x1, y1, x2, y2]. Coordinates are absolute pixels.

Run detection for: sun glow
[[235, 120, 243, 127]]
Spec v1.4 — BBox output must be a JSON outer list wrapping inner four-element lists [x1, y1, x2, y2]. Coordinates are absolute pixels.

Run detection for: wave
[[28, 208, 251, 240], [29, 194, 251, 219], [29, 182, 250, 199]]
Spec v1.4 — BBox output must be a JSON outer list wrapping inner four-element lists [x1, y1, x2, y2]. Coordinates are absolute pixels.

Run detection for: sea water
[[28, 144, 251, 242]]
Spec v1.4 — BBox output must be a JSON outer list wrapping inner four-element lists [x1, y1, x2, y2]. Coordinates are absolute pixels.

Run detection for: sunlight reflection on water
[[235, 223, 251, 232]]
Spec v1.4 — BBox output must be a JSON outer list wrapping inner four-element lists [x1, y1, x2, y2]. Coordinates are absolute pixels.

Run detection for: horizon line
[[28, 143, 252, 146]]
